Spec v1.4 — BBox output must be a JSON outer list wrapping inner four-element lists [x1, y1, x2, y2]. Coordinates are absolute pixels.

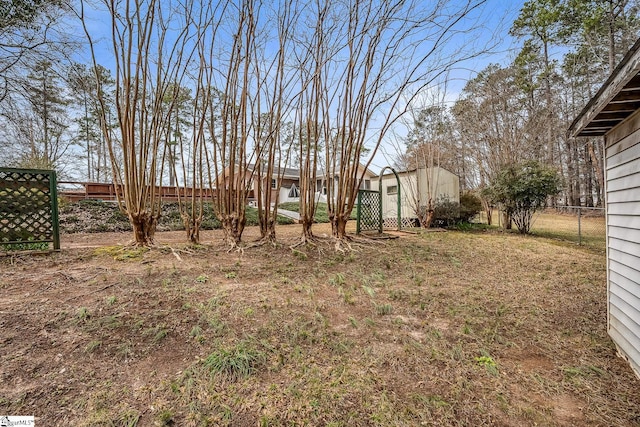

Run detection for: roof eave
[[569, 38, 640, 138]]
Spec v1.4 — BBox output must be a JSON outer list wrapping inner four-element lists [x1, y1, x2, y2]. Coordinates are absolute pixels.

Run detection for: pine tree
[[23, 59, 70, 167]]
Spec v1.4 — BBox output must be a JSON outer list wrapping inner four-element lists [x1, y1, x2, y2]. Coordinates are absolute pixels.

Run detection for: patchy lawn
[[0, 225, 637, 426], [278, 202, 357, 223]]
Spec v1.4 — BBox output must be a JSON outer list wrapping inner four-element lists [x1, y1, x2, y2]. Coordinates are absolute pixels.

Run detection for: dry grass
[[475, 209, 606, 249], [530, 211, 606, 248], [0, 226, 637, 426]]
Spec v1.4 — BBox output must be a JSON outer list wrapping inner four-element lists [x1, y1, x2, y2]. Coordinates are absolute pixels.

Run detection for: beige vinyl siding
[[379, 172, 416, 221], [605, 108, 640, 378], [376, 167, 460, 222], [417, 167, 460, 204]]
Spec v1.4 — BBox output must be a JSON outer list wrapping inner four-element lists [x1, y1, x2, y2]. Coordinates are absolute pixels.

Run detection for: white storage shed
[[375, 166, 459, 227]]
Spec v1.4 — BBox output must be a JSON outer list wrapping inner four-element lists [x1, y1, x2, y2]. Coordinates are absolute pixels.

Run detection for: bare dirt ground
[[59, 223, 338, 249], [1, 225, 639, 426]]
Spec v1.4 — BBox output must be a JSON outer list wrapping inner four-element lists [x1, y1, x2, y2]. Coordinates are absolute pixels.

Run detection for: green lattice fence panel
[[0, 168, 60, 250], [356, 190, 381, 234]]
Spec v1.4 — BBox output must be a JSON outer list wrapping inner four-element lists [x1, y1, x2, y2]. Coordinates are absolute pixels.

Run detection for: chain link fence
[[474, 206, 606, 249]]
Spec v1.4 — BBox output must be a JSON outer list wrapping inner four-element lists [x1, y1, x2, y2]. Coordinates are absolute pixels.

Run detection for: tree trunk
[[588, 140, 605, 207], [423, 209, 435, 228], [566, 138, 576, 206], [418, 198, 435, 228], [261, 218, 276, 243], [584, 144, 594, 207], [181, 214, 200, 244], [608, 2, 616, 73], [221, 215, 245, 247], [331, 214, 348, 239], [130, 211, 158, 246], [301, 218, 314, 241], [481, 199, 492, 225], [572, 138, 581, 206], [502, 211, 512, 230]]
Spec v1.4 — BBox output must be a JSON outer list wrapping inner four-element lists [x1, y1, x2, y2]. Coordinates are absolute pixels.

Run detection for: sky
[[73, 0, 532, 176], [368, 0, 529, 173]]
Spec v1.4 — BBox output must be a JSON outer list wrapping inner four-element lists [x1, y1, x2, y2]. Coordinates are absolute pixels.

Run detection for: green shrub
[[485, 161, 562, 234], [431, 193, 483, 228], [459, 192, 482, 223], [1, 238, 49, 251], [432, 196, 460, 227], [59, 200, 293, 233]]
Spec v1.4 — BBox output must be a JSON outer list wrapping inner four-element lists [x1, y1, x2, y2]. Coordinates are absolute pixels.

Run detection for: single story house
[[246, 165, 302, 205], [214, 164, 298, 205], [373, 166, 460, 227], [569, 37, 640, 378], [317, 164, 376, 201], [220, 163, 376, 206]]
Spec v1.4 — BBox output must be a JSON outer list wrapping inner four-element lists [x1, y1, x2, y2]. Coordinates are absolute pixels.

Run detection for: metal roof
[[569, 38, 640, 137]]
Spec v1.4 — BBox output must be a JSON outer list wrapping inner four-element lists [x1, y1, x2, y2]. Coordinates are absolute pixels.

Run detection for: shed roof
[[373, 165, 458, 179], [569, 38, 640, 137]]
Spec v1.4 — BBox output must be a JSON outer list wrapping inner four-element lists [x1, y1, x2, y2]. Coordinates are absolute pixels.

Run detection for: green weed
[[330, 273, 346, 286], [85, 340, 102, 353], [114, 409, 140, 427], [94, 246, 148, 262], [203, 343, 265, 380], [362, 285, 375, 297], [76, 307, 90, 322], [475, 353, 498, 376], [292, 249, 308, 260], [156, 409, 175, 426], [195, 274, 209, 283], [338, 286, 355, 304], [563, 365, 606, 378], [190, 325, 204, 343], [375, 303, 393, 315]]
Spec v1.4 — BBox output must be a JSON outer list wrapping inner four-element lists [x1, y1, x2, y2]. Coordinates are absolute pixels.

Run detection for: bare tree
[[251, 2, 298, 244], [74, 0, 492, 249], [79, 0, 197, 246], [0, 59, 75, 171], [167, 81, 202, 244], [200, 0, 260, 248], [66, 63, 116, 181], [0, 0, 74, 103], [452, 63, 538, 224], [313, 0, 492, 246], [398, 102, 461, 228], [292, 0, 337, 245]]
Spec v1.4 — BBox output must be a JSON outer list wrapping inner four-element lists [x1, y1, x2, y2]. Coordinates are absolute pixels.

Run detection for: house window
[[386, 185, 398, 195], [288, 183, 299, 198], [364, 179, 371, 190], [271, 178, 277, 189]]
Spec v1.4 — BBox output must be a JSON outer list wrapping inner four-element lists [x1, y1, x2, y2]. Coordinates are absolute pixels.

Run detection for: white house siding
[[278, 185, 299, 204], [605, 108, 640, 377]]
